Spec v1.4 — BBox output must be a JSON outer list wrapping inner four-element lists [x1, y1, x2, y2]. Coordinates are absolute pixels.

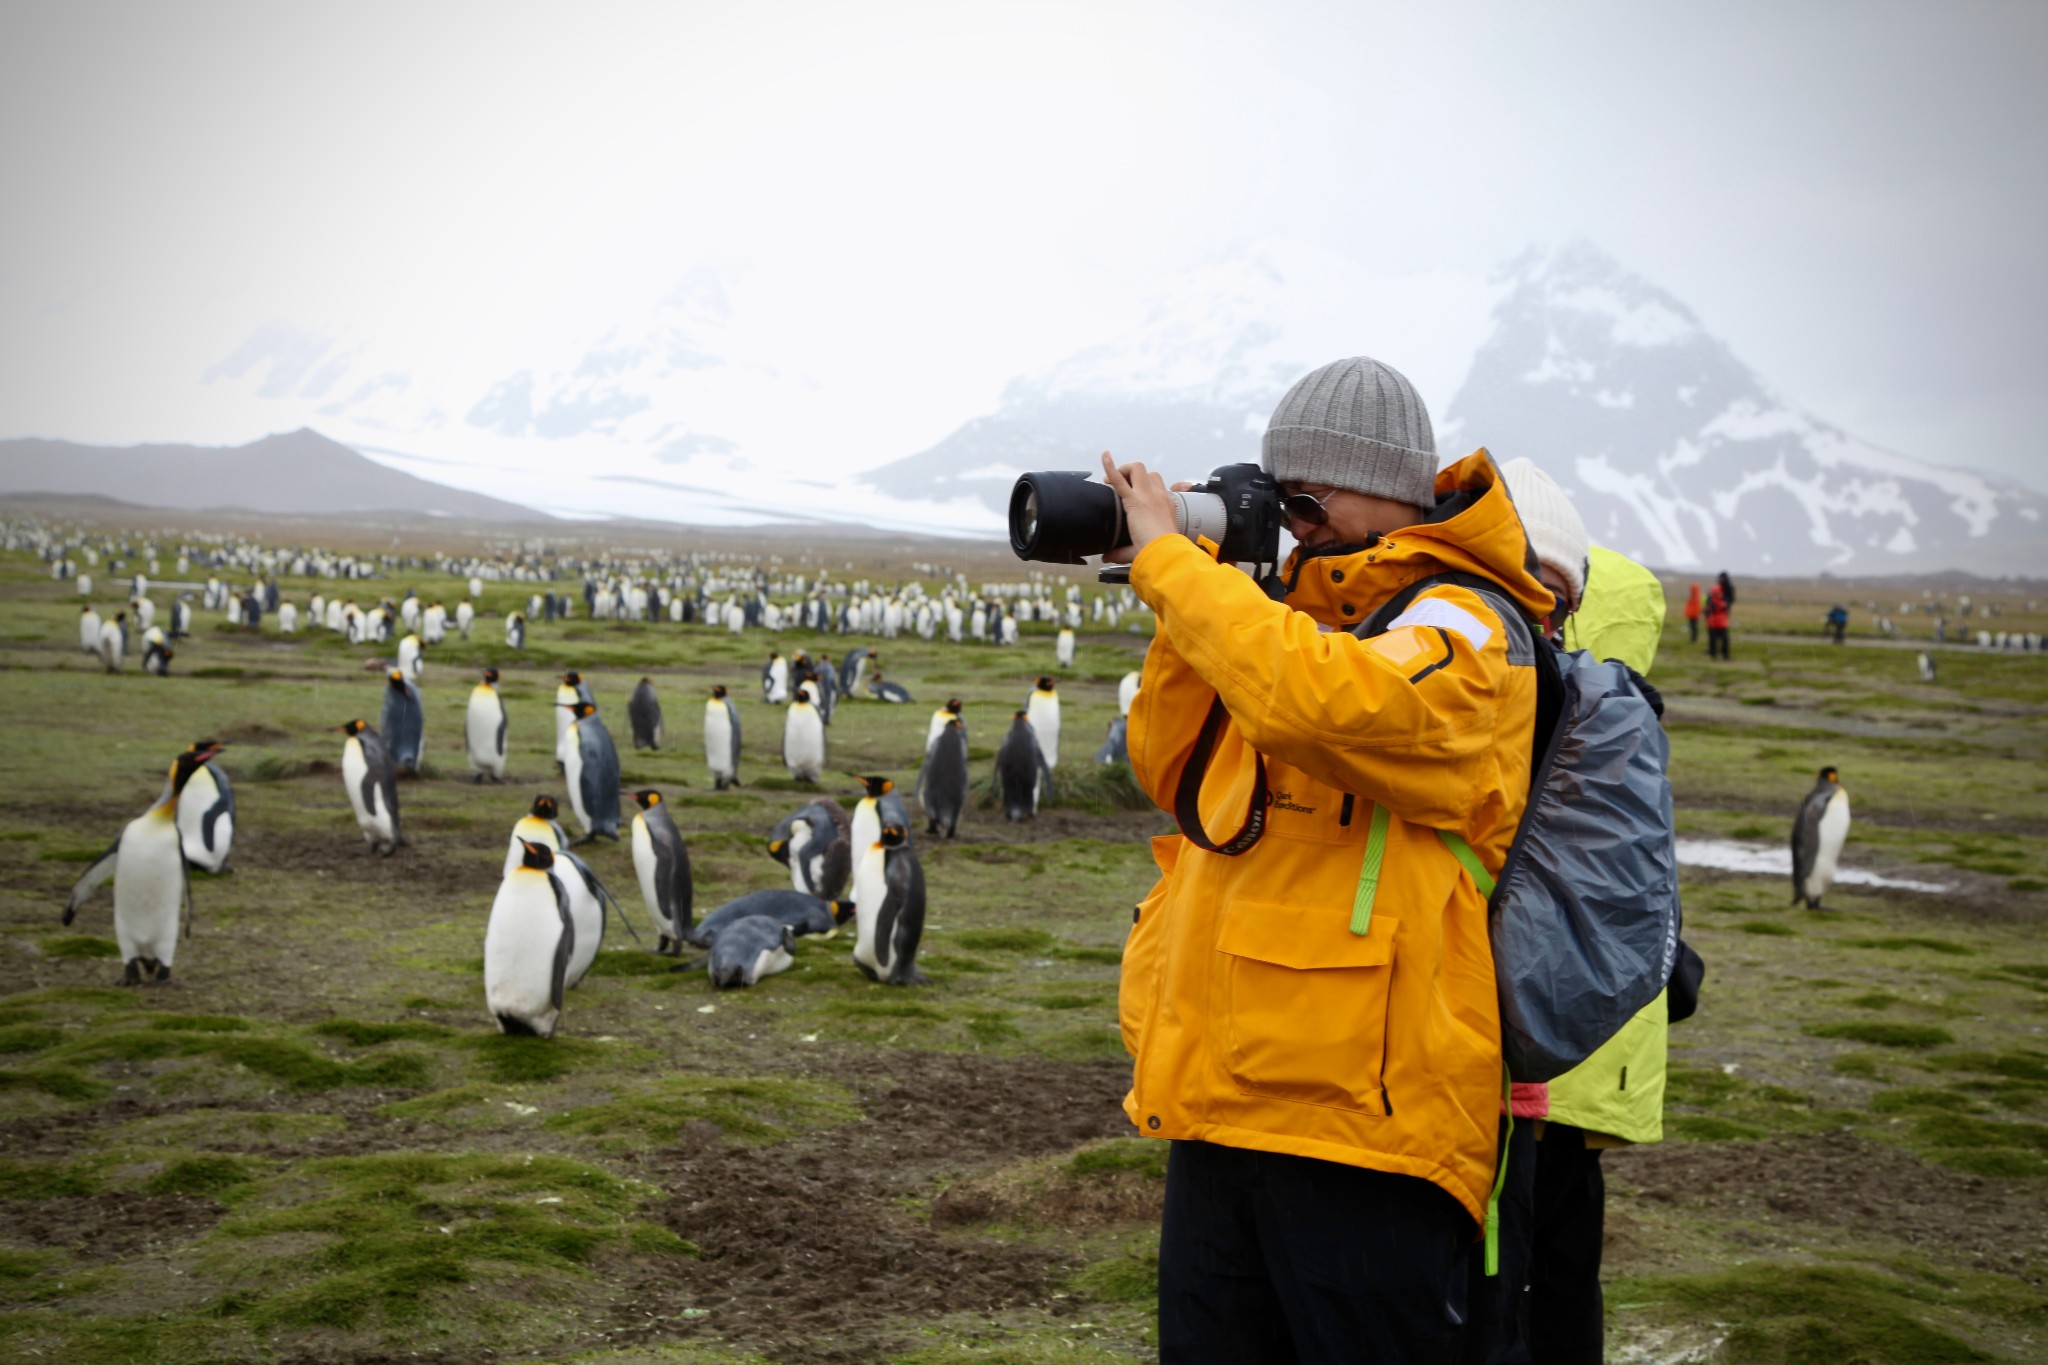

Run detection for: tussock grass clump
[[0, 1026, 63, 1055], [38, 935, 118, 960], [1848, 936, 1974, 956], [465, 1034, 605, 1084], [545, 1075, 857, 1145], [48, 1021, 431, 1094], [1071, 1245, 1160, 1304], [955, 928, 1056, 954], [1808, 1021, 1955, 1049], [0, 1067, 108, 1102], [244, 752, 326, 781], [309, 1018, 452, 1047], [142, 1155, 261, 1197], [1069, 1139, 1168, 1180], [148, 1014, 252, 1033], [0, 1159, 100, 1199], [1615, 1264, 1998, 1364], [216, 1152, 691, 1330]]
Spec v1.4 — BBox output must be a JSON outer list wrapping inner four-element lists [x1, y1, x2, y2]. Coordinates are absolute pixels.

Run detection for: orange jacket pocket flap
[[1216, 900, 1396, 971]]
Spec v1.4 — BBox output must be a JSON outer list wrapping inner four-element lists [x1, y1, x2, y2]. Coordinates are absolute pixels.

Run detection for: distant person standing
[[1705, 583, 1731, 660], [1826, 604, 1849, 645], [1715, 570, 1736, 610], [1683, 582, 1701, 643]]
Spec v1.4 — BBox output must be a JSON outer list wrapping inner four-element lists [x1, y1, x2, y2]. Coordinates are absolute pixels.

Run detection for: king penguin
[[783, 685, 826, 783], [1791, 766, 1852, 910], [397, 632, 424, 683], [1094, 714, 1129, 765], [79, 604, 100, 653], [485, 839, 574, 1038], [560, 700, 622, 841], [504, 793, 569, 874], [628, 677, 665, 751], [769, 798, 851, 900], [141, 627, 173, 676], [1118, 670, 1141, 716], [706, 917, 798, 989], [920, 718, 969, 838], [924, 698, 965, 754], [339, 719, 403, 855], [506, 612, 526, 650], [554, 844, 629, 988], [851, 823, 929, 986], [841, 648, 872, 700], [467, 667, 509, 783], [867, 671, 914, 704], [381, 670, 425, 776], [1025, 676, 1062, 770], [850, 774, 912, 857], [1917, 652, 1937, 683], [762, 650, 790, 705], [704, 684, 742, 790], [64, 742, 224, 985], [98, 611, 126, 673], [995, 710, 1052, 821], [630, 789, 695, 955], [555, 671, 593, 769], [1055, 626, 1075, 670], [688, 889, 850, 951], [175, 738, 235, 873]]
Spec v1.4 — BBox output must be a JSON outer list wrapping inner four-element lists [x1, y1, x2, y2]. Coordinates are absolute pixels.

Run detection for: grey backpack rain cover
[[1492, 646, 1680, 1081]]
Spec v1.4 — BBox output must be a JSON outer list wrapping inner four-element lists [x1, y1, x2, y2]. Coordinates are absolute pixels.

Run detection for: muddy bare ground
[[598, 1050, 1134, 1364], [1609, 1134, 2048, 1279]]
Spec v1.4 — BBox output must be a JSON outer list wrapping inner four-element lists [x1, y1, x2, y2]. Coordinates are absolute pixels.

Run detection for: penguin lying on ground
[[561, 701, 622, 841], [630, 790, 694, 955], [339, 720, 403, 855], [1792, 766, 1851, 910], [868, 671, 914, 703], [683, 888, 851, 950], [704, 685, 742, 789], [628, 677, 664, 750], [64, 742, 225, 985], [852, 823, 928, 986], [381, 670, 425, 776], [485, 839, 574, 1037], [176, 739, 235, 873], [707, 916, 798, 988], [995, 711, 1053, 821], [467, 668, 509, 783], [920, 718, 969, 838], [769, 798, 852, 899]]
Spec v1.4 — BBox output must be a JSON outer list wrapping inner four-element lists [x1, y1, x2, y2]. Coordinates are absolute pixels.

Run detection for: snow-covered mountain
[[865, 241, 2046, 575], [1444, 242, 2046, 575]]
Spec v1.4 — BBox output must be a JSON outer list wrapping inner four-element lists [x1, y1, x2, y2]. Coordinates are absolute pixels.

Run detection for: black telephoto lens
[[1007, 472, 1129, 564]]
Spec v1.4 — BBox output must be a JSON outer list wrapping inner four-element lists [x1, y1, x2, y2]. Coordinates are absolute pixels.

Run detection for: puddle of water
[[1676, 839, 1952, 893]]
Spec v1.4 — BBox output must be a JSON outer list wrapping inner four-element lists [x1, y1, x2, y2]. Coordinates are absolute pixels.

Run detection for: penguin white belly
[[786, 818, 815, 894], [555, 687, 577, 752], [705, 704, 735, 781], [1807, 791, 1852, 900], [924, 710, 950, 752], [1027, 695, 1061, 769], [632, 815, 661, 918], [1118, 672, 1140, 716], [784, 707, 824, 781], [559, 872, 603, 988], [562, 728, 592, 832], [467, 689, 506, 777], [114, 814, 185, 966], [1056, 629, 1075, 667], [176, 767, 232, 872], [484, 874, 567, 1037], [503, 817, 563, 876], [751, 942, 794, 982], [342, 741, 392, 845], [851, 804, 878, 864], [851, 844, 888, 975]]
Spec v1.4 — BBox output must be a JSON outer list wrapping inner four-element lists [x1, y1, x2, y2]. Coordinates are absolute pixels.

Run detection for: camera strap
[[1173, 696, 1268, 856]]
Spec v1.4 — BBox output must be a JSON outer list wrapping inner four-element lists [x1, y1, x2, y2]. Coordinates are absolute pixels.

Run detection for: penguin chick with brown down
[[851, 823, 928, 986], [64, 742, 225, 985], [1791, 766, 1851, 910]]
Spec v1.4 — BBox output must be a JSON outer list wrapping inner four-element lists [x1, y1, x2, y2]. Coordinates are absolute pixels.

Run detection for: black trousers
[[1526, 1126, 1605, 1364], [1158, 1139, 1473, 1365], [1686, 618, 1698, 642], [1706, 627, 1730, 659]]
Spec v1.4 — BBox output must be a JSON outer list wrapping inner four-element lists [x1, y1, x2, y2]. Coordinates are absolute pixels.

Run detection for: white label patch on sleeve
[[1383, 598, 1494, 652]]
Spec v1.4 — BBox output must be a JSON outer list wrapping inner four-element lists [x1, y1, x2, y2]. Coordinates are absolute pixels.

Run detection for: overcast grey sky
[[2, 0, 2043, 511]]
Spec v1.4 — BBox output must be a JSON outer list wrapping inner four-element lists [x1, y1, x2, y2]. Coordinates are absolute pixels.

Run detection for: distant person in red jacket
[[1683, 582, 1701, 643], [1705, 585, 1731, 660]]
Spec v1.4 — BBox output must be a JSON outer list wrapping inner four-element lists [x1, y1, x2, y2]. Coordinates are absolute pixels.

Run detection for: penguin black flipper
[[181, 853, 194, 938], [547, 870, 574, 1019], [64, 839, 122, 924], [880, 847, 929, 987], [1791, 780, 1828, 906], [202, 766, 236, 854], [727, 701, 742, 777], [495, 710, 508, 764]]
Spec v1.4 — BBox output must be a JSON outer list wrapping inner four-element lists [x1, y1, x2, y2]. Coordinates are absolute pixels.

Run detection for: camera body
[[1008, 462, 1283, 580]]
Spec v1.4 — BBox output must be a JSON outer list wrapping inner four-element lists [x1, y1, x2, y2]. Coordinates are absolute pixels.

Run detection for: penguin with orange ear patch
[[851, 823, 927, 986]]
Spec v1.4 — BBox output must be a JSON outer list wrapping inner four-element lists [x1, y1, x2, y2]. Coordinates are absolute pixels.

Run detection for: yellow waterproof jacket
[[1119, 450, 1552, 1225]]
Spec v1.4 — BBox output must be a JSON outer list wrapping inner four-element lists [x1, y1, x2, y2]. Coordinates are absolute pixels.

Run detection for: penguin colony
[[45, 520, 1165, 1045]]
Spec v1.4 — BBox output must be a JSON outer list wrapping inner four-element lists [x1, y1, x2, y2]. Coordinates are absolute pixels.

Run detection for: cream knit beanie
[[1499, 457, 1589, 609]]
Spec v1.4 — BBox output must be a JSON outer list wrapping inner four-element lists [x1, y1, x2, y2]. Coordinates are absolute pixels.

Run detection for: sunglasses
[[1280, 490, 1333, 527]]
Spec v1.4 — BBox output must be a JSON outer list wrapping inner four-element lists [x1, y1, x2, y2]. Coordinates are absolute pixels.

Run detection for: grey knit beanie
[[1262, 357, 1438, 507]]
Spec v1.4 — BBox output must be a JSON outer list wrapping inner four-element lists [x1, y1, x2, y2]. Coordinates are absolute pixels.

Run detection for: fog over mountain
[[864, 243, 2046, 576]]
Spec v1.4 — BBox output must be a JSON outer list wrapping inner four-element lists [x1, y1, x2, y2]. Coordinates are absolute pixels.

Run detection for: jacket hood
[[1280, 448, 1556, 624]]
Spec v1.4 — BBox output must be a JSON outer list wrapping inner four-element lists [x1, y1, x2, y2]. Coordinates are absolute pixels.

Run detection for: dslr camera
[[1007, 463, 1283, 581]]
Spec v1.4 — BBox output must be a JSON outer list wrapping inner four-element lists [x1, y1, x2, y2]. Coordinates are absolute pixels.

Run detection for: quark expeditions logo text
[[1266, 789, 1318, 816]]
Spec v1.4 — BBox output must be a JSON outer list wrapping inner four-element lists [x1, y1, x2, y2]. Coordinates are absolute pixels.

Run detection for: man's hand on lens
[[1100, 451, 1191, 564]]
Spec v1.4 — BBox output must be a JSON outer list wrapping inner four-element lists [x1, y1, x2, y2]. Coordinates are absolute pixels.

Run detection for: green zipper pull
[[1350, 803, 1391, 935]]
